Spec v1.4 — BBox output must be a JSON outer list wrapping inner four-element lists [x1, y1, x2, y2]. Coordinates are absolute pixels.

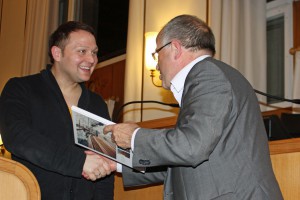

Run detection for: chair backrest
[[0, 156, 41, 200]]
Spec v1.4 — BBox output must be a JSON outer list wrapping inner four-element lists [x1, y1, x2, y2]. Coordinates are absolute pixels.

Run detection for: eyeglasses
[[151, 42, 171, 61]]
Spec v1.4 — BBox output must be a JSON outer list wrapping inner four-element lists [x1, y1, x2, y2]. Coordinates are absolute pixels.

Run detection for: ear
[[171, 40, 182, 60], [51, 46, 62, 62]]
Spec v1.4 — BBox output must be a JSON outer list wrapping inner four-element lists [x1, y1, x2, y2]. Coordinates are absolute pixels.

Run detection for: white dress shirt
[[170, 55, 211, 106]]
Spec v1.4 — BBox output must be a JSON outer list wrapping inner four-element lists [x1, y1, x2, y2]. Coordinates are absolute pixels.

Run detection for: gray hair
[[158, 15, 215, 56]]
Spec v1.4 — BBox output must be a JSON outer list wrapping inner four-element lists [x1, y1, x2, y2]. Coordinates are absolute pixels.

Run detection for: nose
[[86, 53, 97, 63]]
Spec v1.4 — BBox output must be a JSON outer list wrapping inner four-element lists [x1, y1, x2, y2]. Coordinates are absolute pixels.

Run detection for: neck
[[50, 64, 82, 107], [51, 65, 80, 93], [181, 49, 211, 67]]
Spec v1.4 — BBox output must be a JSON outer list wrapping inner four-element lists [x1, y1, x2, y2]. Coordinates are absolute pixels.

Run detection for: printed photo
[[71, 106, 133, 168]]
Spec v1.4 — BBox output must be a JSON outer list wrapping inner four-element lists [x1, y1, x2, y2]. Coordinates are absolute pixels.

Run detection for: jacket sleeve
[[122, 165, 167, 187], [0, 78, 86, 177], [132, 62, 233, 168]]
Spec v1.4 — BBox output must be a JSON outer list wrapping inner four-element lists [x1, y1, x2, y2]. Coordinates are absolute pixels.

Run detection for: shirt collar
[[170, 55, 211, 106]]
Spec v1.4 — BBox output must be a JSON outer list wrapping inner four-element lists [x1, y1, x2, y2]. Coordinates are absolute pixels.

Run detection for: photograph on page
[[71, 106, 133, 168]]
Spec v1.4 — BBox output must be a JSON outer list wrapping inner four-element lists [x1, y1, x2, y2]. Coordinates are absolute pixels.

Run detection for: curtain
[[209, 0, 267, 105], [123, 0, 144, 122], [21, 0, 59, 76], [0, 0, 2, 37], [293, 51, 300, 112]]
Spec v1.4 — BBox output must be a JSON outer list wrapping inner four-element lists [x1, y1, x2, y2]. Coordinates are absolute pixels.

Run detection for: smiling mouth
[[79, 66, 91, 71]]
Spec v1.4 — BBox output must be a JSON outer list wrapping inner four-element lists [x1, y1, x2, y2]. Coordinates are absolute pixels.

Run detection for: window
[[266, 0, 293, 106], [59, 0, 69, 25], [74, 0, 129, 62], [58, 0, 129, 62]]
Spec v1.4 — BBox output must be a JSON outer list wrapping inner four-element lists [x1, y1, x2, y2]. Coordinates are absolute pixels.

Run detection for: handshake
[[81, 122, 140, 181], [81, 150, 117, 181]]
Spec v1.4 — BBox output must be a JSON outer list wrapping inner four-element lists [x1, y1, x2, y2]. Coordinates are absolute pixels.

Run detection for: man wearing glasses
[[105, 15, 283, 200]]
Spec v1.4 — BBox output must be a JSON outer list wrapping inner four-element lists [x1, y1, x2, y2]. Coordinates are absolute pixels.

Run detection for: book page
[[71, 106, 133, 168]]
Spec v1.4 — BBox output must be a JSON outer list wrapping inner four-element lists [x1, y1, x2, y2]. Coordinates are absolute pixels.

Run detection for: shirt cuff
[[116, 128, 141, 173], [117, 163, 122, 173], [131, 128, 140, 151]]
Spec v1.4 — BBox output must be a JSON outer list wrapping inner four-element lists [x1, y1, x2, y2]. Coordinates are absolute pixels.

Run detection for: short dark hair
[[48, 21, 96, 64], [158, 15, 216, 56]]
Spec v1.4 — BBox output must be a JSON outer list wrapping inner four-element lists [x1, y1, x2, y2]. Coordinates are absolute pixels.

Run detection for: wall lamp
[[145, 32, 162, 87], [0, 133, 5, 156]]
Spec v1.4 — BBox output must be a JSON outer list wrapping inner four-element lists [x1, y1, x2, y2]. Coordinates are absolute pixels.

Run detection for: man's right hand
[[82, 151, 116, 181], [103, 123, 140, 149]]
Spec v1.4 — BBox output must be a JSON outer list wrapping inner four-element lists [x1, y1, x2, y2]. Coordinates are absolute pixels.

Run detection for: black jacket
[[0, 67, 114, 200]]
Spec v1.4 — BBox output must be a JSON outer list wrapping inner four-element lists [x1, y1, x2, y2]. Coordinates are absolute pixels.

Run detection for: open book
[[71, 106, 133, 168]]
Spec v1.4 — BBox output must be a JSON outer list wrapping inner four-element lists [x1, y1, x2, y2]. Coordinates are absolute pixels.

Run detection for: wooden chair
[[0, 156, 41, 200]]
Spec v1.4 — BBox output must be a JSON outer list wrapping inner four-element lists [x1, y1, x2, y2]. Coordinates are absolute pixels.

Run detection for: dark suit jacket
[[122, 57, 283, 200], [0, 67, 114, 200]]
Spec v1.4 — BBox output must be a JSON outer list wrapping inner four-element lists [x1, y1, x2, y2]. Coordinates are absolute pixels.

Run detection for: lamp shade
[[144, 32, 158, 71], [0, 133, 3, 146]]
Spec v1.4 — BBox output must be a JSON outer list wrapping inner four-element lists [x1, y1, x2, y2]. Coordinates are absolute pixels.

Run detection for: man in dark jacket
[[0, 21, 114, 200]]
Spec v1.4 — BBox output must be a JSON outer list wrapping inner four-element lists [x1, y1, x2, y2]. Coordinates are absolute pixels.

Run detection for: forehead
[[66, 30, 97, 47]]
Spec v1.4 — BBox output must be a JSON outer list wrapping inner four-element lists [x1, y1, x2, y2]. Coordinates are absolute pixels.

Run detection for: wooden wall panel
[[114, 174, 163, 200], [293, 1, 300, 48], [271, 151, 300, 200], [88, 66, 113, 100], [86, 60, 125, 121], [111, 60, 125, 122]]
